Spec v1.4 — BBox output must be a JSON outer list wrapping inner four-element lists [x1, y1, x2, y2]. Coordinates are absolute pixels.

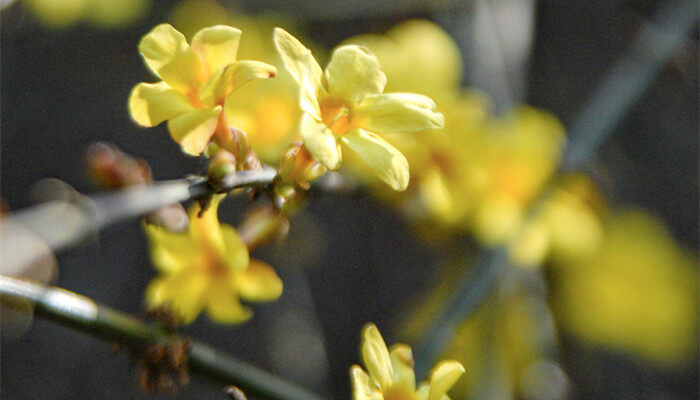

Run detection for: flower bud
[[278, 142, 327, 188], [86, 142, 151, 189], [207, 149, 237, 183], [238, 206, 290, 250]]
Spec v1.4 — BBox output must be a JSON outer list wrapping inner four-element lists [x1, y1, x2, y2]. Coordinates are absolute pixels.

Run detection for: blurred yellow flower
[[549, 209, 698, 365], [144, 195, 282, 324], [469, 107, 565, 245], [351, 323, 465, 400], [22, 0, 149, 28], [129, 24, 277, 155], [344, 19, 463, 97], [273, 28, 445, 191], [509, 174, 605, 267]]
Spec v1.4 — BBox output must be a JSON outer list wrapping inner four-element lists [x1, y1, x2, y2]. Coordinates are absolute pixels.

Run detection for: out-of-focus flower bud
[[278, 142, 327, 189], [143, 203, 189, 233], [238, 206, 290, 250], [86, 142, 152, 189]]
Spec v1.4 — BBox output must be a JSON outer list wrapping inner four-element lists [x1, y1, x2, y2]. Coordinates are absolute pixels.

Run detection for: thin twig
[[0, 276, 328, 400], [1, 169, 277, 274], [413, 0, 698, 374]]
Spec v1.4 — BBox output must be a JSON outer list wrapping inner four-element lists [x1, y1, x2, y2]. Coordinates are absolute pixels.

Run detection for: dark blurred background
[[1, 0, 697, 399]]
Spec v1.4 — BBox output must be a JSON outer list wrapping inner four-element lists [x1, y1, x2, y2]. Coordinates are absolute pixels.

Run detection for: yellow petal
[[427, 361, 464, 400], [350, 365, 383, 400], [128, 81, 195, 127], [201, 61, 277, 106], [356, 93, 444, 134], [188, 193, 226, 251], [237, 260, 283, 302], [342, 129, 409, 191], [273, 27, 322, 119], [389, 344, 416, 390], [300, 113, 342, 170], [144, 223, 197, 274], [167, 106, 222, 155], [146, 269, 209, 324], [138, 24, 202, 91], [325, 45, 386, 104], [220, 224, 249, 272], [205, 280, 252, 324], [191, 25, 242, 75], [360, 323, 393, 390]]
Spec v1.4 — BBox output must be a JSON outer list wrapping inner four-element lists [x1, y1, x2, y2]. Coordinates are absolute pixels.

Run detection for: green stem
[[0, 276, 328, 400]]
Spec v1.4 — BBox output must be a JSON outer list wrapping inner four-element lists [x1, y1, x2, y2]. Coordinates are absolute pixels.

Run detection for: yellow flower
[[144, 195, 282, 324], [351, 323, 464, 400], [129, 24, 277, 156], [549, 209, 697, 365], [21, 0, 149, 28], [273, 28, 445, 191]]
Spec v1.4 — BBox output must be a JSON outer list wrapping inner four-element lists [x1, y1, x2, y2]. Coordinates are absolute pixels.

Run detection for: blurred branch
[[1, 169, 276, 274], [0, 275, 328, 400], [413, 0, 698, 375]]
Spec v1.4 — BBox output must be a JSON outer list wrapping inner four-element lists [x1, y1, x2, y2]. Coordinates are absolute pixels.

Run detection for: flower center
[[320, 97, 353, 136]]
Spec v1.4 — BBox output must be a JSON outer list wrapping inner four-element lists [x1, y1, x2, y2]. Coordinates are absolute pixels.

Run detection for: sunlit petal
[[356, 93, 444, 134], [128, 81, 195, 127], [325, 45, 386, 104], [191, 25, 242, 74], [300, 113, 342, 170], [342, 129, 409, 191], [237, 260, 283, 302], [167, 106, 222, 155]]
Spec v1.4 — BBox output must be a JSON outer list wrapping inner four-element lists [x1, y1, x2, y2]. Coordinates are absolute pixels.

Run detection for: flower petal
[[356, 93, 444, 134], [273, 28, 322, 119], [167, 106, 222, 155], [360, 323, 393, 390], [191, 25, 242, 75], [128, 81, 195, 127], [342, 129, 409, 191], [389, 344, 416, 391], [144, 224, 197, 274], [205, 280, 252, 324], [201, 61, 277, 106], [427, 361, 465, 400], [300, 113, 342, 170], [237, 259, 283, 303], [146, 269, 209, 324], [188, 193, 225, 251], [350, 365, 383, 400], [138, 24, 202, 91], [220, 224, 250, 272], [325, 45, 386, 104]]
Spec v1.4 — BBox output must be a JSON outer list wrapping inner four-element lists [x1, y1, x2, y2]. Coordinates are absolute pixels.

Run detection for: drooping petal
[[128, 81, 195, 127], [300, 113, 342, 170], [220, 224, 250, 272], [167, 106, 222, 155], [325, 45, 386, 104], [356, 93, 444, 134], [237, 260, 283, 303], [350, 366, 383, 400], [273, 28, 322, 119], [144, 224, 198, 274], [205, 280, 252, 324], [187, 193, 226, 251], [427, 361, 465, 400], [389, 344, 416, 391], [146, 269, 209, 324], [138, 24, 202, 91], [191, 25, 242, 75], [360, 323, 393, 391], [342, 129, 409, 191], [201, 61, 277, 106]]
